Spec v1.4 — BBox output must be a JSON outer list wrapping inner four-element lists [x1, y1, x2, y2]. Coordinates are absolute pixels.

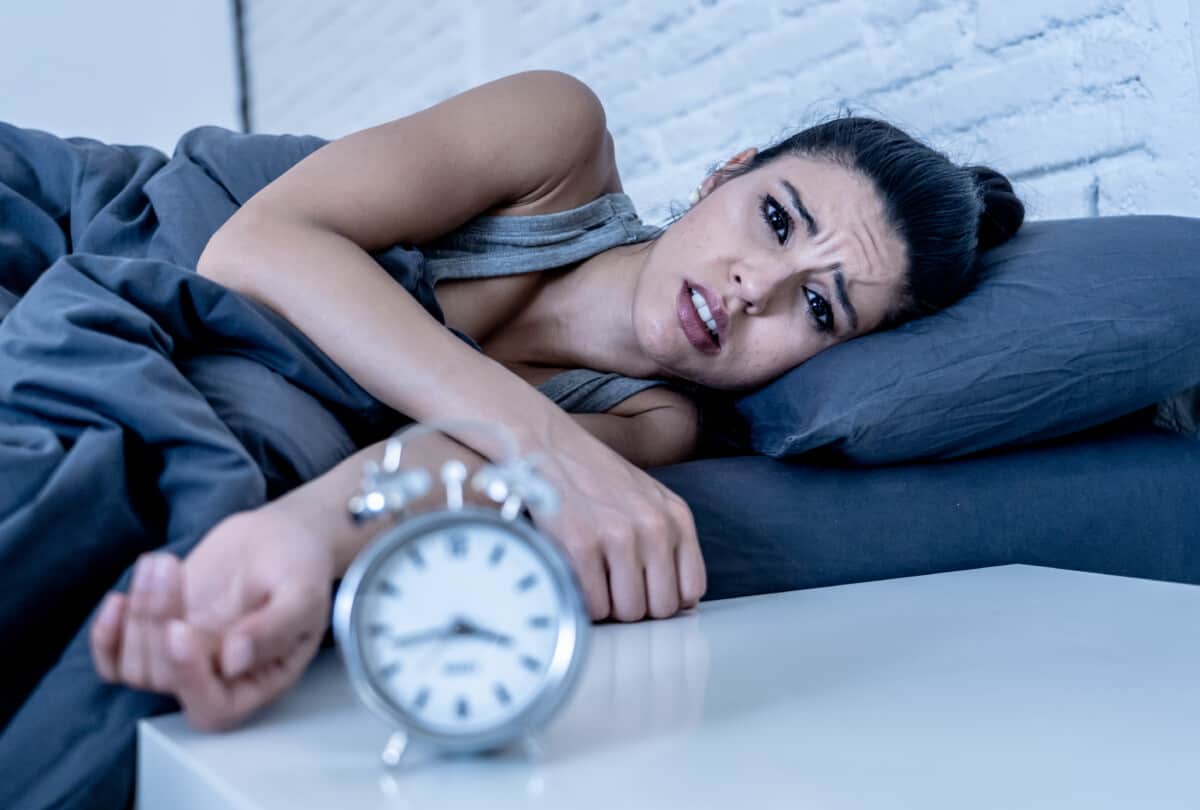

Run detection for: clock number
[[412, 686, 431, 712], [456, 696, 471, 720], [488, 543, 506, 566], [519, 655, 542, 673], [377, 661, 402, 679], [447, 531, 468, 558], [516, 573, 538, 592], [375, 580, 401, 598], [527, 615, 552, 629], [494, 683, 512, 705], [408, 548, 426, 569]]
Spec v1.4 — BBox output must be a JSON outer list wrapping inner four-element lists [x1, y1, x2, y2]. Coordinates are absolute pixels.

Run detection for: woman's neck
[[488, 241, 662, 378]]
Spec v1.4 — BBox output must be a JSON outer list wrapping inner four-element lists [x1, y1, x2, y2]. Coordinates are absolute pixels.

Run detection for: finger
[[90, 592, 127, 683], [146, 554, 187, 692], [225, 628, 324, 719], [676, 535, 707, 609], [670, 502, 707, 608], [605, 533, 647, 623], [119, 554, 158, 688], [220, 584, 328, 679], [164, 620, 239, 731], [172, 618, 322, 732], [557, 531, 610, 621], [643, 540, 681, 619]]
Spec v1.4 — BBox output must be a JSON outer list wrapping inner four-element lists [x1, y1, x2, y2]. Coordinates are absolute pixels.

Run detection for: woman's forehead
[[764, 155, 907, 286]]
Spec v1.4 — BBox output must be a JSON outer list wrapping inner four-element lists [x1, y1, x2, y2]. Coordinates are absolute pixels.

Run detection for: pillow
[[732, 215, 1200, 463]]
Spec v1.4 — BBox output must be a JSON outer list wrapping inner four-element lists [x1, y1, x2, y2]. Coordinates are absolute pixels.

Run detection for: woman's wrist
[[266, 428, 506, 578], [256, 492, 345, 576], [264, 459, 383, 579]]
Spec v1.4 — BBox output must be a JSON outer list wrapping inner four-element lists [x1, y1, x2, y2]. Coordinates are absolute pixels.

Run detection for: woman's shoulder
[[477, 71, 623, 217]]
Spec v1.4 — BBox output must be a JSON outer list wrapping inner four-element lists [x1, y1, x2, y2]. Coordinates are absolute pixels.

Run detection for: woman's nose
[[732, 260, 796, 315]]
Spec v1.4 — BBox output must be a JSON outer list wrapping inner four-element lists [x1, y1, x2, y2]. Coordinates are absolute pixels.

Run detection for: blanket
[[0, 123, 429, 809]]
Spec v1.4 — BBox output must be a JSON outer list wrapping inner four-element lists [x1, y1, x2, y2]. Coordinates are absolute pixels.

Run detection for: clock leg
[[380, 730, 410, 768]]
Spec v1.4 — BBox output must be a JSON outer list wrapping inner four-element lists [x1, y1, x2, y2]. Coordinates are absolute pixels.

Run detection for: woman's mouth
[[677, 280, 721, 354]]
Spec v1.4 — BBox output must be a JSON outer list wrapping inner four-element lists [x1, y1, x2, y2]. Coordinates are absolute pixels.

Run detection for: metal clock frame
[[333, 504, 591, 757]]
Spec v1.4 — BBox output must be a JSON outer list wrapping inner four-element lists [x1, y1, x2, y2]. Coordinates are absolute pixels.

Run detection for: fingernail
[[97, 593, 121, 626], [132, 555, 153, 591], [225, 635, 253, 677], [167, 621, 192, 663], [151, 555, 172, 590]]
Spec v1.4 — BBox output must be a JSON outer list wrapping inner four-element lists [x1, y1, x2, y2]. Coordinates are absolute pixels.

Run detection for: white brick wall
[[243, 0, 1200, 225]]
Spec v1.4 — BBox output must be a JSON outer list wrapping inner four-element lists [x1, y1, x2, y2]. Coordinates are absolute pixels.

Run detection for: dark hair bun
[[966, 165, 1025, 251]]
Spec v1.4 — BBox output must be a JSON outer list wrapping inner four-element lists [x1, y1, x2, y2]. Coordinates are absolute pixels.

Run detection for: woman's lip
[[677, 281, 720, 354], [688, 280, 729, 341]]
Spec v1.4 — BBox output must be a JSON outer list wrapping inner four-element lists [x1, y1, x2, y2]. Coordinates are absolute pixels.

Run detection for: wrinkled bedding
[[0, 123, 426, 808]]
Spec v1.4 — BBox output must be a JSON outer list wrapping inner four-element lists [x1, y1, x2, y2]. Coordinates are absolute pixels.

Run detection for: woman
[[2, 69, 1021, 804]]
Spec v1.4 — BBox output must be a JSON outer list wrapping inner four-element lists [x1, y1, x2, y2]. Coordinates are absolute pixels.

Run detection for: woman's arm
[[196, 70, 705, 628], [89, 406, 692, 731], [303, 387, 700, 576], [89, 430, 493, 730], [571, 388, 701, 469], [282, 430, 495, 577], [196, 70, 613, 459]]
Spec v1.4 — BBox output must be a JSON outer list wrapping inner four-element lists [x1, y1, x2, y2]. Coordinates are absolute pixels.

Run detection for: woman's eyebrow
[[782, 179, 818, 238], [832, 266, 860, 333]]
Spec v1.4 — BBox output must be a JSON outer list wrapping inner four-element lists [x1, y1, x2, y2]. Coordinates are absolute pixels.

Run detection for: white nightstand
[[138, 565, 1200, 809]]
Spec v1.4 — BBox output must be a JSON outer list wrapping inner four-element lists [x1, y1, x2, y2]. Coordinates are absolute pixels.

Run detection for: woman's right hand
[[90, 507, 334, 731], [521, 419, 707, 622]]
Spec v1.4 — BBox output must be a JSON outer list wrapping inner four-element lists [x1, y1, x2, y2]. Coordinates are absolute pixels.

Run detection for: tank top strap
[[420, 192, 661, 284], [417, 192, 674, 416]]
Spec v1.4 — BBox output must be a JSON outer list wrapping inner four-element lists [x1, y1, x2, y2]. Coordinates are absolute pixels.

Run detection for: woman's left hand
[[89, 504, 335, 730]]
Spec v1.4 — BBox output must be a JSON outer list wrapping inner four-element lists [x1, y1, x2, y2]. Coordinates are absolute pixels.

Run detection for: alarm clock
[[332, 418, 590, 765]]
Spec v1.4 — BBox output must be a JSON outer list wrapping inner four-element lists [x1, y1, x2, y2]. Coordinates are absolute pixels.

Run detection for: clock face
[[353, 518, 568, 738]]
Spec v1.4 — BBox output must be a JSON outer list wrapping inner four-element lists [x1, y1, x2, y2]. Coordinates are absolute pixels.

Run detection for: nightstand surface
[[138, 564, 1200, 809]]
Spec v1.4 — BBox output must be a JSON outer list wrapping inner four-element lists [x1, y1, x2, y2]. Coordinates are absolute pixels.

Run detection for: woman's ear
[[698, 147, 758, 199]]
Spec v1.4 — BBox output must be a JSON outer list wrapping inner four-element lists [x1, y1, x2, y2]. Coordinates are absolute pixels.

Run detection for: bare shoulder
[[218, 70, 621, 254], [480, 70, 623, 214]]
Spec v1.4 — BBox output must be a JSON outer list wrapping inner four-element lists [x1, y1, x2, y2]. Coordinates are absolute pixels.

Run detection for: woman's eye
[[760, 195, 791, 244], [805, 288, 835, 333]]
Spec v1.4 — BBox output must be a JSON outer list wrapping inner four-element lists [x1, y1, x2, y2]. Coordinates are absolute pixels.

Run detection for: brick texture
[[243, 0, 1200, 225]]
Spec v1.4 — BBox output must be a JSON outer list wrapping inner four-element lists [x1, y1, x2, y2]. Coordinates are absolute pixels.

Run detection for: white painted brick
[[975, 0, 1124, 51], [1096, 153, 1200, 215], [607, 3, 864, 128], [968, 97, 1152, 178], [863, 0, 943, 28], [1013, 164, 1100, 220], [881, 48, 1078, 133], [244, 0, 1200, 220], [785, 7, 965, 102]]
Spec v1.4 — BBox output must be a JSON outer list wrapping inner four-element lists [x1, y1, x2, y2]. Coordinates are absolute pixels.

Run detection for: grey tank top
[[418, 193, 669, 413]]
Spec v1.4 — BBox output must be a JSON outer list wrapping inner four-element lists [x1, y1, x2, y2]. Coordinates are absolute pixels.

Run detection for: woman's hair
[[712, 115, 1025, 327]]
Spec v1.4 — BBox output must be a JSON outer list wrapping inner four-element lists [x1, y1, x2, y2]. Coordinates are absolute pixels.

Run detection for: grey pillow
[[732, 215, 1200, 463]]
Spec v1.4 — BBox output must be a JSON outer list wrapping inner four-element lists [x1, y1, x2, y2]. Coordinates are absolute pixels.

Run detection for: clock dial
[[357, 522, 564, 736]]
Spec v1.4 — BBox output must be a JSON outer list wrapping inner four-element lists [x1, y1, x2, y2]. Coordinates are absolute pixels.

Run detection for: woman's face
[[633, 152, 908, 390]]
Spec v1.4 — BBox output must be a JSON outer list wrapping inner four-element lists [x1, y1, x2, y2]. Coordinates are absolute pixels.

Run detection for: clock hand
[[389, 623, 456, 648], [456, 619, 514, 647], [477, 629, 514, 647], [414, 618, 474, 673]]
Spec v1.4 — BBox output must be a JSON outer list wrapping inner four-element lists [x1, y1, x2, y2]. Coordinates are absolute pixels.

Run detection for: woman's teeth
[[689, 288, 719, 341]]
